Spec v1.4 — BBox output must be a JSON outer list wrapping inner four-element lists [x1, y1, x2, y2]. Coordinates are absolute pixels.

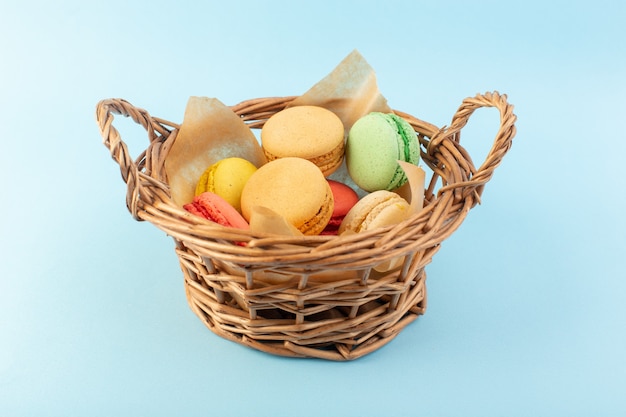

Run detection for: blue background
[[2, 0, 625, 415]]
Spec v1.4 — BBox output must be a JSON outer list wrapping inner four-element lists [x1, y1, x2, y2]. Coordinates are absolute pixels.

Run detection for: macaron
[[240, 157, 334, 235], [321, 180, 359, 235], [345, 112, 420, 192], [194, 157, 258, 212], [184, 192, 250, 229], [338, 190, 411, 235], [261, 105, 345, 176]]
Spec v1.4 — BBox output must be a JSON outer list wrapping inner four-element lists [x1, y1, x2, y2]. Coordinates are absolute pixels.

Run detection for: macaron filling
[[189, 201, 230, 226], [358, 197, 409, 231], [263, 131, 345, 176], [298, 188, 334, 235], [306, 140, 345, 176], [382, 114, 420, 190], [184, 192, 250, 229], [311, 140, 344, 176]]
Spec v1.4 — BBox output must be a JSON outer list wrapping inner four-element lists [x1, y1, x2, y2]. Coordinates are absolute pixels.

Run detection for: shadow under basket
[[95, 92, 517, 361]]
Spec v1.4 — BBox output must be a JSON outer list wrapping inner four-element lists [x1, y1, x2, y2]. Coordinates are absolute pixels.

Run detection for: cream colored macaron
[[261, 106, 345, 176], [240, 157, 334, 235], [338, 190, 411, 234]]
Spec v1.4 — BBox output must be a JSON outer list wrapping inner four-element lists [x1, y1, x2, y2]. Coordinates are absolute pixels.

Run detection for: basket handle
[[430, 91, 517, 203], [95, 98, 173, 220]]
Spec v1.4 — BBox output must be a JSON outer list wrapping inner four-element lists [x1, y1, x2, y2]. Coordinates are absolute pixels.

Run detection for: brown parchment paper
[[164, 96, 267, 206], [288, 49, 392, 131], [373, 162, 426, 272], [249, 206, 303, 237], [395, 161, 426, 215]]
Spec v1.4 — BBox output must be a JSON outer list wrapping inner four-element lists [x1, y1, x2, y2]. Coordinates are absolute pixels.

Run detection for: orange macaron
[[261, 106, 345, 176], [240, 157, 334, 235]]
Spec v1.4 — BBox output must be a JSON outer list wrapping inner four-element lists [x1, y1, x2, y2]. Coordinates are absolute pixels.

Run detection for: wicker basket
[[95, 92, 516, 361]]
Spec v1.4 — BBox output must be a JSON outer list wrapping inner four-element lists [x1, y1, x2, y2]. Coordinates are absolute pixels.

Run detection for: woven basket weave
[[95, 92, 516, 361]]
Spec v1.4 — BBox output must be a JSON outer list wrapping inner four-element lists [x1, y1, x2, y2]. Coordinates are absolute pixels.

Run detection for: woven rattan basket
[[96, 92, 516, 361]]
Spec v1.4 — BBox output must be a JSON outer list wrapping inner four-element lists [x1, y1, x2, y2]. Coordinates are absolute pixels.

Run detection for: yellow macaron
[[261, 106, 345, 176], [195, 157, 258, 213], [240, 157, 334, 235]]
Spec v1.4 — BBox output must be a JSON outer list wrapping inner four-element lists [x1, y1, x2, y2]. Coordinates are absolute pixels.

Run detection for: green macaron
[[345, 112, 420, 192]]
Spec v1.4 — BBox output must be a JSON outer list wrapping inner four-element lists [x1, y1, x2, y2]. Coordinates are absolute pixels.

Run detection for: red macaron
[[322, 180, 360, 235], [184, 192, 249, 229]]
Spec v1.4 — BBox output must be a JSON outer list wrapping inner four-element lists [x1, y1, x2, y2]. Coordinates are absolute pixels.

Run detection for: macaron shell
[[322, 180, 359, 235], [195, 157, 257, 212], [385, 114, 420, 190], [346, 113, 401, 191], [240, 157, 334, 235], [327, 180, 359, 217], [338, 190, 410, 234], [261, 106, 345, 176], [184, 192, 249, 229], [361, 196, 411, 230], [346, 112, 419, 192]]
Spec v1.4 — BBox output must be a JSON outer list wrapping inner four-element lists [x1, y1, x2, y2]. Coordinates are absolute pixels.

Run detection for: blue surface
[[2, 1, 625, 415]]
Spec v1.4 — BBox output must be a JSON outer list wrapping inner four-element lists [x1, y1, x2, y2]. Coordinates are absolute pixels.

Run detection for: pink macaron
[[184, 192, 249, 229]]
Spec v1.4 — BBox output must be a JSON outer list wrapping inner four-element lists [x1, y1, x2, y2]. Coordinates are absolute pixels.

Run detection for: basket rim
[[96, 92, 516, 266]]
